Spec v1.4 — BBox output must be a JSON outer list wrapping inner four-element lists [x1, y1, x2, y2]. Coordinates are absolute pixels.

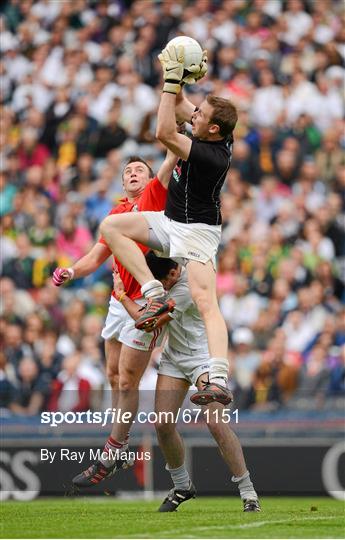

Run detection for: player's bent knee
[[205, 415, 228, 441], [155, 420, 175, 437], [192, 292, 215, 316], [107, 371, 119, 390], [99, 216, 112, 236], [99, 215, 122, 238], [118, 374, 140, 392]]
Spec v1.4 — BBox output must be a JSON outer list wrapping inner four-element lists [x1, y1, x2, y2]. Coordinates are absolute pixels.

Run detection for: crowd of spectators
[[1, 0, 344, 418]]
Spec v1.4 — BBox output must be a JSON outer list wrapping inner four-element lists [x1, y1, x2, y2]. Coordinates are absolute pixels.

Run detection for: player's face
[[191, 100, 218, 140], [162, 265, 182, 290], [122, 161, 150, 198]]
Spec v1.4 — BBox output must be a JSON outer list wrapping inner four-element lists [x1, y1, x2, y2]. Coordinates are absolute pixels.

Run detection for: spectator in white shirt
[[251, 69, 284, 127], [220, 275, 264, 330]]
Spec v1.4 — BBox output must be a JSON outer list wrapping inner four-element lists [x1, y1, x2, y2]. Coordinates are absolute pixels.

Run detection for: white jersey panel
[[167, 269, 209, 355]]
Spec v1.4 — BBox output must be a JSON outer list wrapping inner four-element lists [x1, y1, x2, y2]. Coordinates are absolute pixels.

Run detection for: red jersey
[[99, 177, 167, 300]]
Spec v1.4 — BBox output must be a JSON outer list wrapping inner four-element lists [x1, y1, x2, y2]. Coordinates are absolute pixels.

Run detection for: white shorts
[[101, 296, 165, 351], [142, 211, 221, 268], [158, 343, 210, 386]]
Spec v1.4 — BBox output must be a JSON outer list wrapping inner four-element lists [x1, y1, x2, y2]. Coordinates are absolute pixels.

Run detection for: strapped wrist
[[117, 291, 127, 302], [67, 268, 75, 280], [163, 82, 181, 94]]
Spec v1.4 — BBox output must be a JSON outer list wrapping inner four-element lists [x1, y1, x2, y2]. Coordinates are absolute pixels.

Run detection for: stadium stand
[[0, 0, 344, 421]]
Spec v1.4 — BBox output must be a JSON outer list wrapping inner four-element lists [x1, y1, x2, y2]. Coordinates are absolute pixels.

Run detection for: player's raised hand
[[182, 49, 208, 85], [196, 49, 208, 81], [158, 44, 185, 94], [113, 270, 127, 301], [52, 267, 74, 286]]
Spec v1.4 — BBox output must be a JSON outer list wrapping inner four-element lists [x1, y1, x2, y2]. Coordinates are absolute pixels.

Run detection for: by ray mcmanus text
[[40, 448, 151, 464]]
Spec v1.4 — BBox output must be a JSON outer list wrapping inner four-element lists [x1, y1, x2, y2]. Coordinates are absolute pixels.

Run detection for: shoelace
[[167, 486, 190, 502], [86, 462, 114, 478], [244, 499, 259, 509], [138, 297, 169, 315], [166, 488, 176, 501], [146, 299, 166, 313]]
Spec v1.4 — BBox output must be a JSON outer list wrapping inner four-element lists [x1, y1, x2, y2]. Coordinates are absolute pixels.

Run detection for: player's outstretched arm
[[156, 43, 207, 160], [113, 270, 142, 319], [159, 45, 207, 124], [156, 147, 178, 188], [156, 93, 192, 161], [52, 242, 111, 286]]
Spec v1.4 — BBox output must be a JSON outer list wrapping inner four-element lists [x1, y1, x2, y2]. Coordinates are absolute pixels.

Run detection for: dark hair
[[206, 95, 238, 138], [122, 156, 154, 179], [145, 252, 178, 280]]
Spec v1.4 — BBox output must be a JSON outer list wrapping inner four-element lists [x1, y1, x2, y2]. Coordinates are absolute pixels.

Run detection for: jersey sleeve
[[138, 177, 167, 212], [168, 280, 193, 321], [98, 236, 108, 246], [97, 237, 112, 255]]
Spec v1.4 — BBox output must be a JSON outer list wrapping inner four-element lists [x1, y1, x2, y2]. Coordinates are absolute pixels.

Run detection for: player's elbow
[[156, 128, 166, 142], [156, 125, 173, 143]]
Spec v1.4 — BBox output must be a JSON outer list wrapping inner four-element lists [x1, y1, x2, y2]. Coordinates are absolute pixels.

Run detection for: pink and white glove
[[52, 267, 74, 286]]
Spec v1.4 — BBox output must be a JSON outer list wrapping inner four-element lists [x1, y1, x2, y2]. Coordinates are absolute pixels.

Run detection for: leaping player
[[112, 252, 261, 513], [99, 42, 236, 407], [53, 151, 175, 485]]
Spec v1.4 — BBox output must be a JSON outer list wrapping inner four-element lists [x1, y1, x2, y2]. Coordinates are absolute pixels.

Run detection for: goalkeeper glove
[[158, 44, 185, 94], [182, 50, 208, 85]]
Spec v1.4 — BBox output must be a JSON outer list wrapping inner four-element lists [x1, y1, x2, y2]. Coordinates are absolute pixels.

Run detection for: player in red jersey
[[53, 151, 176, 486]]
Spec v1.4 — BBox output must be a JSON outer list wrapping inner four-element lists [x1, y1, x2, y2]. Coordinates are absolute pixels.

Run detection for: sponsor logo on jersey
[[132, 339, 145, 346], [173, 164, 182, 183], [200, 364, 210, 371]]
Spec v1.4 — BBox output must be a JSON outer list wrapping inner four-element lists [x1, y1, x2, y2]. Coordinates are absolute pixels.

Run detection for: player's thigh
[[105, 338, 122, 380], [155, 374, 190, 417], [102, 212, 151, 246], [118, 344, 151, 386], [186, 260, 217, 303]]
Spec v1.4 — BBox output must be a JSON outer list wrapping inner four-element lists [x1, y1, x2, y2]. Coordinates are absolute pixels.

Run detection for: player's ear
[[167, 268, 179, 281], [208, 123, 220, 135]]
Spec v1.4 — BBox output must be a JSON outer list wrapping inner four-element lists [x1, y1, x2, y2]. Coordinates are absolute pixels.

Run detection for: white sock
[[232, 470, 258, 500], [211, 377, 227, 387], [100, 436, 128, 467], [166, 463, 191, 490], [141, 279, 165, 299], [209, 357, 229, 386]]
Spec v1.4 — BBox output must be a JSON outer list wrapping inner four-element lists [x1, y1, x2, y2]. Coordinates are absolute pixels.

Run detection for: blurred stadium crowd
[[0, 0, 344, 418]]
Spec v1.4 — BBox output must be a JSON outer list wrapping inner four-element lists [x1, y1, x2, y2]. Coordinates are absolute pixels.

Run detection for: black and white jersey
[[164, 136, 232, 226]]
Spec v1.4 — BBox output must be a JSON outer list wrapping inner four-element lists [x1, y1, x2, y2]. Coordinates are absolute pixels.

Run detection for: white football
[[166, 36, 203, 83]]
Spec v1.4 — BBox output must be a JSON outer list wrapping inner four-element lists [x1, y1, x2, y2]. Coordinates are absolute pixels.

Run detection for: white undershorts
[[101, 296, 165, 351], [141, 211, 221, 268], [158, 343, 210, 386]]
